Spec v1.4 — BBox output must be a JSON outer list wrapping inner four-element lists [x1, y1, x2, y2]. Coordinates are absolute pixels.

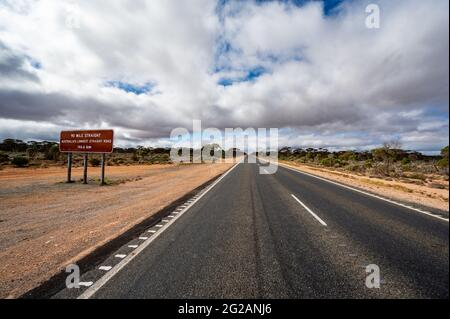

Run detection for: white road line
[[79, 282, 93, 287], [155, 224, 163, 228], [291, 194, 328, 226], [115, 254, 126, 259], [168, 215, 175, 218], [99, 266, 112, 271], [78, 161, 241, 299], [162, 219, 170, 223], [139, 237, 148, 240], [147, 230, 157, 233], [281, 164, 449, 223], [128, 245, 138, 248]]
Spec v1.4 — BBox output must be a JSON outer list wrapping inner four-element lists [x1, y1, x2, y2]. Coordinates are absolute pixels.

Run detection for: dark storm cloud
[[0, 41, 39, 82]]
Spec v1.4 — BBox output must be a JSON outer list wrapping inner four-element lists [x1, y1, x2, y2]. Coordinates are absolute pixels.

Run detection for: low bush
[[320, 158, 333, 167], [89, 158, 101, 167], [401, 157, 411, 165], [11, 156, 29, 167], [0, 151, 9, 163]]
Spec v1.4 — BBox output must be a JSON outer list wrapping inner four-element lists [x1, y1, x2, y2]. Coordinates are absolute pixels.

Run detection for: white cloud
[[0, 0, 448, 151]]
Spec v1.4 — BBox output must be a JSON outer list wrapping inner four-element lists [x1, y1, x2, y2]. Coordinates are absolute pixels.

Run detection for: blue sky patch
[[218, 0, 345, 16], [25, 56, 42, 69], [106, 81, 156, 95], [218, 66, 268, 86]]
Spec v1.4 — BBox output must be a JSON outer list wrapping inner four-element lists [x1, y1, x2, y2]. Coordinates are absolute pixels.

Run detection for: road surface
[[56, 160, 449, 299]]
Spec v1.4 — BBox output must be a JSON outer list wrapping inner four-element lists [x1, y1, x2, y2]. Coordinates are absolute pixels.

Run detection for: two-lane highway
[[64, 160, 449, 299]]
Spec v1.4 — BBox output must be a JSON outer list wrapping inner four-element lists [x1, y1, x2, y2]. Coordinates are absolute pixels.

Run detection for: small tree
[[89, 158, 101, 167], [437, 146, 449, 174], [26, 146, 38, 160], [45, 144, 60, 161], [372, 141, 402, 175], [0, 151, 9, 164], [441, 146, 449, 159], [11, 156, 29, 167]]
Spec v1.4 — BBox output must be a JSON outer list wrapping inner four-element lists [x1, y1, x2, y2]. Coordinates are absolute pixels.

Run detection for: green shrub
[[441, 146, 449, 159], [0, 151, 9, 164], [401, 157, 411, 165], [437, 158, 448, 169], [45, 144, 60, 161], [89, 158, 101, 167], [11, 156, 29, 167], [320, 158, 333, 167]]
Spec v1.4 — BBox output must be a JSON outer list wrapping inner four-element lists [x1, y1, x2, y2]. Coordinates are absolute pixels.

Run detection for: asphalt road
[[70, 160, 449, 299]]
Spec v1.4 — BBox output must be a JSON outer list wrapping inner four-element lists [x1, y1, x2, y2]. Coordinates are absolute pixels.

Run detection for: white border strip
[[291, 194, 327, 226], [77, 161, 241, 299], [281, 163, 449, 223]]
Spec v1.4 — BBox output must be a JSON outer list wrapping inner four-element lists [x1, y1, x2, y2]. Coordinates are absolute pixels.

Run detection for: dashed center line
[[282, 164, 449, 223], [291, 194, 328, 226], [99, 266, 112, 271]]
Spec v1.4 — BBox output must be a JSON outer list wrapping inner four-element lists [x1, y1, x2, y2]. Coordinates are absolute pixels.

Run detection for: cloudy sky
[[0, 0, 448, 152]]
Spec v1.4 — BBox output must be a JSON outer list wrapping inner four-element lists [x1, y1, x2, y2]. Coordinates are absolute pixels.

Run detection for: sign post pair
[[59, 130, 114, 185]]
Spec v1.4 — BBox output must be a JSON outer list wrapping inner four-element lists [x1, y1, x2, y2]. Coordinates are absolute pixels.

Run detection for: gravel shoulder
[[0, 163, 232, 298]]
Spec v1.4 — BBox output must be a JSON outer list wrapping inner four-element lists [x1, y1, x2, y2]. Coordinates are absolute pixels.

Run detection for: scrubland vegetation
[[1, 139, 448, 188], [0, 139, 172, 168], [0, 139, 244, 168], [278, 142, 449, 188]]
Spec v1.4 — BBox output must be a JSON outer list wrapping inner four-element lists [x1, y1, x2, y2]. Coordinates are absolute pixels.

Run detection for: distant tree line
[[278, 142, 449, 177], [1, 138, 447, 175], [0, 139, 60, 167], [0, 139, 245, 167]]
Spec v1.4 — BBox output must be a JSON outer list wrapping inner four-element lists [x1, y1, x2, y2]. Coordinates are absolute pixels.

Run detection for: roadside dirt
[[0, 163, 232, 298], [280, 161, 449, 212]]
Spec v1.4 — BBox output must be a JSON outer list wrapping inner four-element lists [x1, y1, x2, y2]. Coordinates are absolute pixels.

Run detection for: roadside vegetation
[[278, 142, 449, 189], [0, 139, 242, 169], [0, 138, 172, 168]]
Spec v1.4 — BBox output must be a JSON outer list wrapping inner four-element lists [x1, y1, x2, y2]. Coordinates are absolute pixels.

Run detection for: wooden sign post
[[67, 152, 73, 183], [83, 154, 88, 184], [59, 130, 114, 185], [101, 153, 106, 185]]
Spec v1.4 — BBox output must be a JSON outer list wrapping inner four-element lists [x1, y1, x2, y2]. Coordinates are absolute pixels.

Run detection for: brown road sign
[[60, 130, 114, 153]]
